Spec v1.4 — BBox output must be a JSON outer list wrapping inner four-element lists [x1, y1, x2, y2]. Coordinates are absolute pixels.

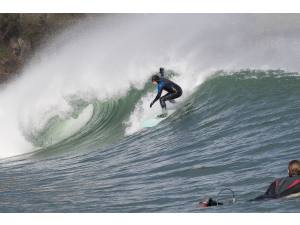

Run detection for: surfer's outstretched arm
[[160, 67, 165, 77]]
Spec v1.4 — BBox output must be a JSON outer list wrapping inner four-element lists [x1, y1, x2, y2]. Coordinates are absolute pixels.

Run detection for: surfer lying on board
[[150, 68, 182, 116], [252, 160, 300, 201], [199, 160, 300, 208]]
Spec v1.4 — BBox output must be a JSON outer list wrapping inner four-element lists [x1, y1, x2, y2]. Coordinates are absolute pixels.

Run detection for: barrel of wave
[[35, 104, 94, 148]]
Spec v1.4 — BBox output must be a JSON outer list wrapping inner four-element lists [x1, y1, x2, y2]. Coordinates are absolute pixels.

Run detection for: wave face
[[0, 14, 300, 212]]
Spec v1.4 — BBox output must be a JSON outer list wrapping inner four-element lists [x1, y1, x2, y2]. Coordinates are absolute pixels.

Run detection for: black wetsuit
[[151, 78, 182, 109], [253, 175, 300, 200]]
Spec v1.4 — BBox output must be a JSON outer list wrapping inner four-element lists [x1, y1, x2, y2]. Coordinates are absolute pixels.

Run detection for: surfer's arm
[[150, 89, 163, 107], [264, 180, 277, 196], [250, 180, 278, 201], [153, 90, 163, 103]]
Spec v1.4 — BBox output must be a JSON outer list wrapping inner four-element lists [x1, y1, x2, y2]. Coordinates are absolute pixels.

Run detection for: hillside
[[0, 13, 85, 83]]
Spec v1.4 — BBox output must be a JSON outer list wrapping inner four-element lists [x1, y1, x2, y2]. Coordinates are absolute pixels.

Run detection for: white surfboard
[[142, 110, 175, 128]]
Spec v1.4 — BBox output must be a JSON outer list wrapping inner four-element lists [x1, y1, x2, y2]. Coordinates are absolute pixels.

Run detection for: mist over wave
[[0, 14, 300, 159]]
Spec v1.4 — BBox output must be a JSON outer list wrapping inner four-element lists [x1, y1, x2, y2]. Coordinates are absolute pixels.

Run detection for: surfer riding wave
[[149, 68, 183, 116]]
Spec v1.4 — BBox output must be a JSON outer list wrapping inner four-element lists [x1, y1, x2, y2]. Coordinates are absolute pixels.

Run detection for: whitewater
[[0, 14, 300, 212]]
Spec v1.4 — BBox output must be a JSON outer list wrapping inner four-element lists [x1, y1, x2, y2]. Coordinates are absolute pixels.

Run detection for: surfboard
[[142, 110, 175, 128]]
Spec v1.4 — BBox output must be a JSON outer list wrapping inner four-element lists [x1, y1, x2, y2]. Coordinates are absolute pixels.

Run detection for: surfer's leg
[[159, 95, 168, 110], [160, 93, 173, 110], [164, 91, 181, 102], [160, 90, 182, 110]]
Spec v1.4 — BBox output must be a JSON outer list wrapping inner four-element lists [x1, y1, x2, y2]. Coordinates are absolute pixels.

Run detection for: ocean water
[[0, 14, 300, 212]]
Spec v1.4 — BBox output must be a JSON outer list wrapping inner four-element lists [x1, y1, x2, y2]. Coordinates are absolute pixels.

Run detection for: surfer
[[199, 161, 300, 208], [149, 68, 182, 114], [252, 160, 300, 200]]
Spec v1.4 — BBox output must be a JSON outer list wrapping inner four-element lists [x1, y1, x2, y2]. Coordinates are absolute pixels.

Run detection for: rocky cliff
[[0, 13, 85, 83]]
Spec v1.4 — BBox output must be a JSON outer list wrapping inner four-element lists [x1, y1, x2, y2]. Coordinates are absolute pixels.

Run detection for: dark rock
[[0, 13, 85, 83]]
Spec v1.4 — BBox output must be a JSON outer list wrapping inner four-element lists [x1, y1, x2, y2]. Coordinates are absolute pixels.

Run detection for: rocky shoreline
[[0, 13, 85, 83]]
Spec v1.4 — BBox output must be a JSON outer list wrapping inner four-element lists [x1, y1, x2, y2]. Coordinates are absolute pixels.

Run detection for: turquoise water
[[1, 70, 300, 212]]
